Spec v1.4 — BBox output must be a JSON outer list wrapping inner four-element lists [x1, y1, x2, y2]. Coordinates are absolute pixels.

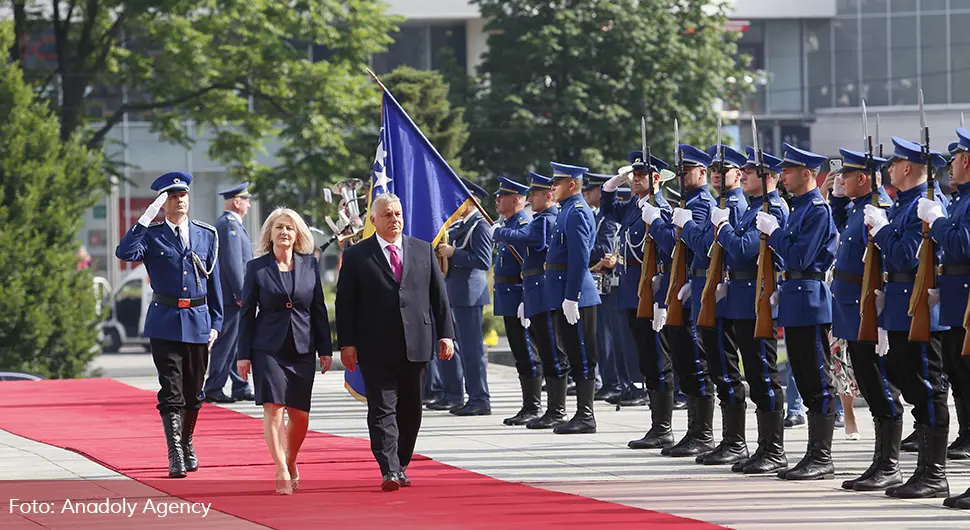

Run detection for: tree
[[467, 0, 752, 180], [0, 23, 103, 378], [10, 1, 400, 215]]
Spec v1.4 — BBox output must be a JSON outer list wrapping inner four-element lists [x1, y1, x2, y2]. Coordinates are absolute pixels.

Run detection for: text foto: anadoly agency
[[9, 498, 212, 518]]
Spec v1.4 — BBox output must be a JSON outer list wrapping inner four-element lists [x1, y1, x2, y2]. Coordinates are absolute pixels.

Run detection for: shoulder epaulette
[[149, 221, 164, 227], [812, 198, 826, 206], [519, 219, 529, 225], [192, 220, 217, 232], [574, 202, 585, 208]]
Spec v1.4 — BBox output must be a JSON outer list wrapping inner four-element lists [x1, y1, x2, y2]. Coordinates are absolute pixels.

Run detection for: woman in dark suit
[[237, 207, 333, 495]]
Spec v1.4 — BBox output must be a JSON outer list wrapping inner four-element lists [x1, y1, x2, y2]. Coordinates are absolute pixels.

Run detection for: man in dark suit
[[203, 182, 255, 403], [336, 193, 456, 492]]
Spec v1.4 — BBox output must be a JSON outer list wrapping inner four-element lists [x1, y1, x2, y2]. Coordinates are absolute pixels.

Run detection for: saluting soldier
[[203, 182, 255, 404], [491, 176, 543, 426], [865, 137, 950, 498], [755, 143, 838, 481], [822, 149, 904, 492], [545, 162, 601, 434], [643, 145, 717, 457], [493, 173, 569, 430], [935, 129, 970, 509], [437, 180, 494, 416], [712, 147, 790, 474], [601, 151, 677, 449], [115, 171, 223, 478]]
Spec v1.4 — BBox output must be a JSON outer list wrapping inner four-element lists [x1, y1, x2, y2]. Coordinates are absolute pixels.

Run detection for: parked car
[[96, 266, 152, 353], [0, 372, 44, 381]]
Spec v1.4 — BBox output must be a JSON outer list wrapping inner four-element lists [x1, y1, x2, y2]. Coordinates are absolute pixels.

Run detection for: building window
[[833, 18, 859, 107], [861, 15, 889, 106], [889, 14, 918, 105], [736, 21, 766, 114], [371, 23, 468, 75], [805, 20, 833, 112], [952, 12, 970, 103], [922, 13, 948, 104]]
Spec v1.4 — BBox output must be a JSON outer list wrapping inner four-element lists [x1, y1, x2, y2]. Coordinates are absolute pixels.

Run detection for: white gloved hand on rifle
[[864, 204, 890, 237], [138, 192, 169, 227], [672, 208, 692, 229], [875, 289, 885, 315], [715, 281, 728, 302], [652, 303, 667, 332], [678, 282, 691, 302], [928, 288, 940, 309], [517, 302, 531, 329], [641, 202, 662, 225], [562, 299, 580, 325], [917, 198, 945, 228], [876, 328, 889, 357]]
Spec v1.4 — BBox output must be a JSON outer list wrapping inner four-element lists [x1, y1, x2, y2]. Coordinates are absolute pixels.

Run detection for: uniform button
[[183, 271, 187, 276], [855, 299, 859, 303], [965, 284, 968, 289], [160, 252, 164, 256], [904, 289, 908, 294], [848, 237, 852, 241], [183, 287, 188, 292], [798, 286, 802, 290], [747, 282, 752, 287]]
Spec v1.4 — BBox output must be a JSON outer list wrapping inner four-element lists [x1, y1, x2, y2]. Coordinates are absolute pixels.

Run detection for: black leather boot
[[944, 487, 970, 509], [743, 409, 788, 474], [852, 416, 903, 491], [554, 380, 596, 434], [181, 409, 200, 472], [734, 408, 766, 472], [504, 377, 543, 426], [947, 398, 970, 460], [781, 411, 834, 480], [887, 423, 922, 497], [663, 395, 715, 457], [628, 390, 675, 449], [527, 377, 567, 430], [900, 422, 919, 452], [162, 412, 187, 478], [889, 425, 949, 498], [699, 402, 748, 465]]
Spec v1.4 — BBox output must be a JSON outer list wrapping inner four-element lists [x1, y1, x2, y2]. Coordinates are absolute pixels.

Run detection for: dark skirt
[[252, 326, 316, 412]]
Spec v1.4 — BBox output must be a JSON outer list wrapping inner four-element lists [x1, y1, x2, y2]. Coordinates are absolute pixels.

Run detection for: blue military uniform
[[203, 182, 255, 403], [761, 143, 839, 481], [442, 179, 493, 415], [545, 161, 600, 434], [115, 171, 223, 478], [713, 147, 791, 474]]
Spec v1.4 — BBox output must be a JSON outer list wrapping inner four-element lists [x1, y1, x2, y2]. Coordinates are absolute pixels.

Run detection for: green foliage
[[466, 0, 752, 180], [0, 24, 103, 378]]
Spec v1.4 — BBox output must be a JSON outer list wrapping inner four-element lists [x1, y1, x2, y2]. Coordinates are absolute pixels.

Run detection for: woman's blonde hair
[[257, 207, 315, 255]]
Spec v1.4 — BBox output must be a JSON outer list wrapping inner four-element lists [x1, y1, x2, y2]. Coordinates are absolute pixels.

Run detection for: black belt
[[833, 269, 863, 285], [495, 275, 522, 284], [691, 268, 708, 278], [522, 268, 544, 278], [152, 294, 207, 309], [783, 271, 825, 281], [939, 265, 970, 276], [727, 270, 757, 281], [884, 272, 916, 283], [545, 263, 567, 271]]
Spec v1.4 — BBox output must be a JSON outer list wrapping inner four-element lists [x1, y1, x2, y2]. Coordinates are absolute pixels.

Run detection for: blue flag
[[344, 85, 477, 402]]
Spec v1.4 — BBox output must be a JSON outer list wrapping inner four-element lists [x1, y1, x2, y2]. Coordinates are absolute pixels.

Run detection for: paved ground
[[4, 360, 970, 529]]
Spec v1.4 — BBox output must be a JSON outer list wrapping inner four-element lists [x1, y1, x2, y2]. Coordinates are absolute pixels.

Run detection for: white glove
[[769, 290, 779, 307], [603, 168, 633, 192], [517, 302, 531, 328], [710, 207, 730, 228], [672, 208, 692, 228], [864, 204, 889, 237], [928, 288, 940, 309], [756, 212, 780, 236], [207, 329, 219, 350], [832, 176, 846, 198], [875, 289, 885, 315], [651, 275, 661, 295], [678, 282, 691, 301], [715, 281, 728, 302], [876, 328, 889, 357], [641, 202, 662, 225], [562, 299, 580, 325], [652, 303, 667, 332], [490, 221, 502, 237], [917, 198, 944, 227], [138, 192, 169, 226]]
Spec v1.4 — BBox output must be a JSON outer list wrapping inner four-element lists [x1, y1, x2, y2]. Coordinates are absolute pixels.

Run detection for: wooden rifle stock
[[698, 202, 725, 329], [961, 294, 970, 356], [857, 192, 883, 343], [908, 181, 935, 343], [754, 231, 776, 339], [636, 193, 658, 319], [665, 232, 688, 327]]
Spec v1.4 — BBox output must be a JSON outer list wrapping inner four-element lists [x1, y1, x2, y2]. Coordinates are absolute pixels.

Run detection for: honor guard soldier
[[437, 179, 494, 416], [713, 147, 790, 474], [755, 143, 838, 481], [935, 129, 970, 509], [643, 144, 717, 457], [826, 148, 903, 492], [602, 151, 678, 449], [546, 162, 601, 434], [582, 173, 627, 403], [115, 171, 223, 478], [685, 144, 749, 466], [493, 173, 568, 429], [203, 182, 255, 404], [491, 176, 542, 426], [866, 137, 951, 499]]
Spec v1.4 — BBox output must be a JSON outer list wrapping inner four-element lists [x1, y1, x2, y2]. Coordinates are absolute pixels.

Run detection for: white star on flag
[[372, 130, 392, 193]]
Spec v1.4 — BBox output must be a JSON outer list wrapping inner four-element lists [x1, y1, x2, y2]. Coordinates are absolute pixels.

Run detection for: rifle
[[637, 116, 659, 318], [698, 116, 725, 329], [908, 89, 935, 343], [665, 119, 689, 326], [858, 100, 883, 343], [752, 118, 777, 339]]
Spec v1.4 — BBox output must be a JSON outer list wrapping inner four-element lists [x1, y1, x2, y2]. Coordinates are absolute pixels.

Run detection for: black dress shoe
[[427, 400, 462, 411], [232, 388, 255, 401], [594, 388, 622, 402], [423, 396, 443, 407], [398, 470, 411, 487], [450, 404, 491, 416], [381, 472, 400, 492], [203, 391, 235, 404]]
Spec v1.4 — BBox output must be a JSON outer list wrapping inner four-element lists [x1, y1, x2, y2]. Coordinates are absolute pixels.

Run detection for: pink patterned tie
[[387, 244, 402, 283]]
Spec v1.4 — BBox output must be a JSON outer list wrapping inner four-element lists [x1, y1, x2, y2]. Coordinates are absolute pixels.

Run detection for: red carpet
[[0, 378, 722, 529]]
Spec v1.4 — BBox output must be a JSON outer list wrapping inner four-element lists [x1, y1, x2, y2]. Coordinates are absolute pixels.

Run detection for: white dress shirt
[[377, 234, 404, 270], [166, 218, 190, 249]]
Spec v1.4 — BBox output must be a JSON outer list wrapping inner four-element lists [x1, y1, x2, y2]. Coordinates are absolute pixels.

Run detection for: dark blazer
[[237, 252, 332, 360], [336, 235, 454, 364]]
